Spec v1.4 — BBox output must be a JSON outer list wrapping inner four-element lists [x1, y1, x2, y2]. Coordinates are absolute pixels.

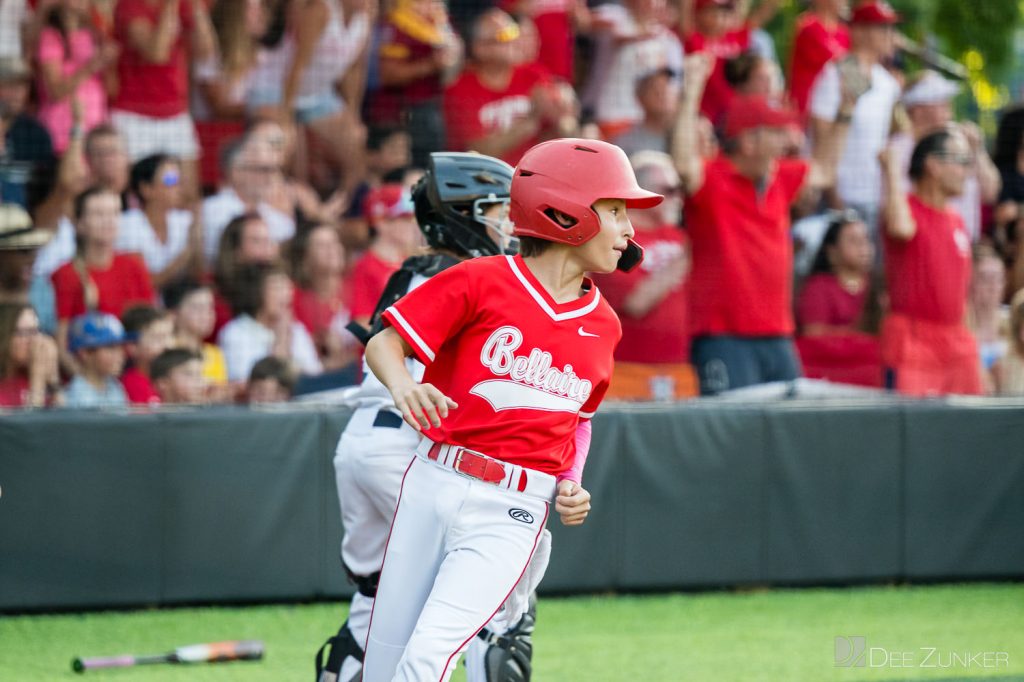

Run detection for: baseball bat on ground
[[72, 640, 264, 672]]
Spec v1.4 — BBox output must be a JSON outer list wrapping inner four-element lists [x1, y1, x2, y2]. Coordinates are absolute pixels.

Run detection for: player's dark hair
[[162, 278, 210, 311], [517, 236, 552, 257], [909, 130, 955, 182], [150, 348, 201, 381], [248, 355, 297, 393], [121, 305, 168, 337]]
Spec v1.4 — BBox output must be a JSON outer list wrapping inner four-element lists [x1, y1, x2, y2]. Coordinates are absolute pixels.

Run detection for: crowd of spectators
[[2, 0, 1024, 410]]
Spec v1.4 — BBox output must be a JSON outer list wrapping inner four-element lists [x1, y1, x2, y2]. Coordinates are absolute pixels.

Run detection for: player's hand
[[555, 480, 591, 526], [390, 380, 458, 431]]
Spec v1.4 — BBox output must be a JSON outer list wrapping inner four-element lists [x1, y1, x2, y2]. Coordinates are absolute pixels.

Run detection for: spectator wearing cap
[[788, 0, 850, 116], [51, 187, 154, 368], [610, 66, 680, 158], [592, 151, 694, 400], [443, 8, 576, 166], [0, 204, 57, 333], [890, 71, 1001, 243], [368, 0, 462, 167], [0, 56, 57, 214], [809, 0, 901, 233], [34, 0, 118, 154], [582, 0, 683, 138], [341, 126, 413, 251], [348, 184, 421, 328], [63, 310, 128, 408], [679, 0, 781, 123], [110, 0, 216, 202], [0, 301, 61, 408], [118, 154, 203, 288], [878, 129, 982, 396], [150, 347, 206, 404], [201, 135, 295, 265], [217, 262, 321, 383], [672, 53, 847, 395]]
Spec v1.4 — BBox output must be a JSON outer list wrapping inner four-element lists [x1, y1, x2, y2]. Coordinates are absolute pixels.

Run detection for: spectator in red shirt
[[120, 304, 174, 404], [788, 0, 850, 116], [672, 53, 846, 395], [443, 8, 576, 166], [878, 129, 983, 396], [796, 210, 875, 336], [0, 302, 60, 408], [348, 184, 421, 327], [681, 0, 781, 123], [290, 223, 359, 370], [51, 187, 154, 366], [593, 150, 693, 400], [369, 0, 462, 166], [110, 0, 216, 202]]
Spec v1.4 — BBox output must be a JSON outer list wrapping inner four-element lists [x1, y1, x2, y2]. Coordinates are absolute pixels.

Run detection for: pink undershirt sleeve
[[558, 419, 593, 486]]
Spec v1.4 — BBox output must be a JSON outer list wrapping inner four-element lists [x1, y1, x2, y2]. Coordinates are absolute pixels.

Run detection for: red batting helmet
[[509, 138, 663, 246]]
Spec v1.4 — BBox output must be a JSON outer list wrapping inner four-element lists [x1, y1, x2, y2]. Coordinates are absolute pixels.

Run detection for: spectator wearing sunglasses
[[117, 154, 202, 288], [878, 129, 982, 396]]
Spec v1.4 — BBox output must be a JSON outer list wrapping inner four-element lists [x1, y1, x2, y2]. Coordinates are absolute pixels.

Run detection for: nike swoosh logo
[[577, 326, 599, 338]]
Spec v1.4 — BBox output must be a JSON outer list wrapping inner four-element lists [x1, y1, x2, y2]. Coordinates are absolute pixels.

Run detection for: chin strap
[[616, 239, 644, 273]]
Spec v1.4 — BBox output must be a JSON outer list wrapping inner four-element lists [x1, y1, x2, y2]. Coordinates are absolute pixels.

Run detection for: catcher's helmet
[[413, 152, 515, 258], [509, 138, 662, 246]]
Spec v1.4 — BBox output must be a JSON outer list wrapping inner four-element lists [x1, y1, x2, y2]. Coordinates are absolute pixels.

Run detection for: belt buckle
[[452, 447, 501, 485]]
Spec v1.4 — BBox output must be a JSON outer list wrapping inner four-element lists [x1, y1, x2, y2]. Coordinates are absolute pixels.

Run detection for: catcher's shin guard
[[315, 620, 364, 682], [476, 595, 537, 682]]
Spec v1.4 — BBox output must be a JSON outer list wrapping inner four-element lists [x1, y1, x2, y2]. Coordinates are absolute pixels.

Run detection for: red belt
[[427, 441, 520, 488]]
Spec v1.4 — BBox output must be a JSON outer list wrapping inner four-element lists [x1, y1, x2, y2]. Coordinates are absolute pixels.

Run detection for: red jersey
[[349, 250, 402, 320], [884, 194, 972, 326], [369, 12, 445, 124], [592, 225, 689, 363], [683, 26, 750, 122], [443, 63, 549, 166], [122, 365, 161, 405], [382, 255, 620, 475], [796, 273, 867, 331], [686, 156, 808, 337], [113, 0, 194, 117], [52, 253, 155, 320], [788, 13, 849, 115]]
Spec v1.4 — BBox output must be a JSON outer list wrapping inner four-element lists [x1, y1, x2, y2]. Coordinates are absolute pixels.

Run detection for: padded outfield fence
[[1, 399, 1023, 612]]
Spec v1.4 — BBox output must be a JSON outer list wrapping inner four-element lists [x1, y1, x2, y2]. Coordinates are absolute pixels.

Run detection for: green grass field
[[2, 583, 1022, 681]]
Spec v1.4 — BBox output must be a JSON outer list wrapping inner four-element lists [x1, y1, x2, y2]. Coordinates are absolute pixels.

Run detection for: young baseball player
[[317, 151, 532, 682], [361, 138, 661, 682]]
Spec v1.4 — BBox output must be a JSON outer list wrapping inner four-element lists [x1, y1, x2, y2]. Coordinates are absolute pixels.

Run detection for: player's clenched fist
[[555, 480, 591, 526], [389, 379, 459, 432]]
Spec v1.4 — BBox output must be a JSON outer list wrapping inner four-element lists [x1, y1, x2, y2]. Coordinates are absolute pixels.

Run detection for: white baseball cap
[[902, 71, 961, 107]]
